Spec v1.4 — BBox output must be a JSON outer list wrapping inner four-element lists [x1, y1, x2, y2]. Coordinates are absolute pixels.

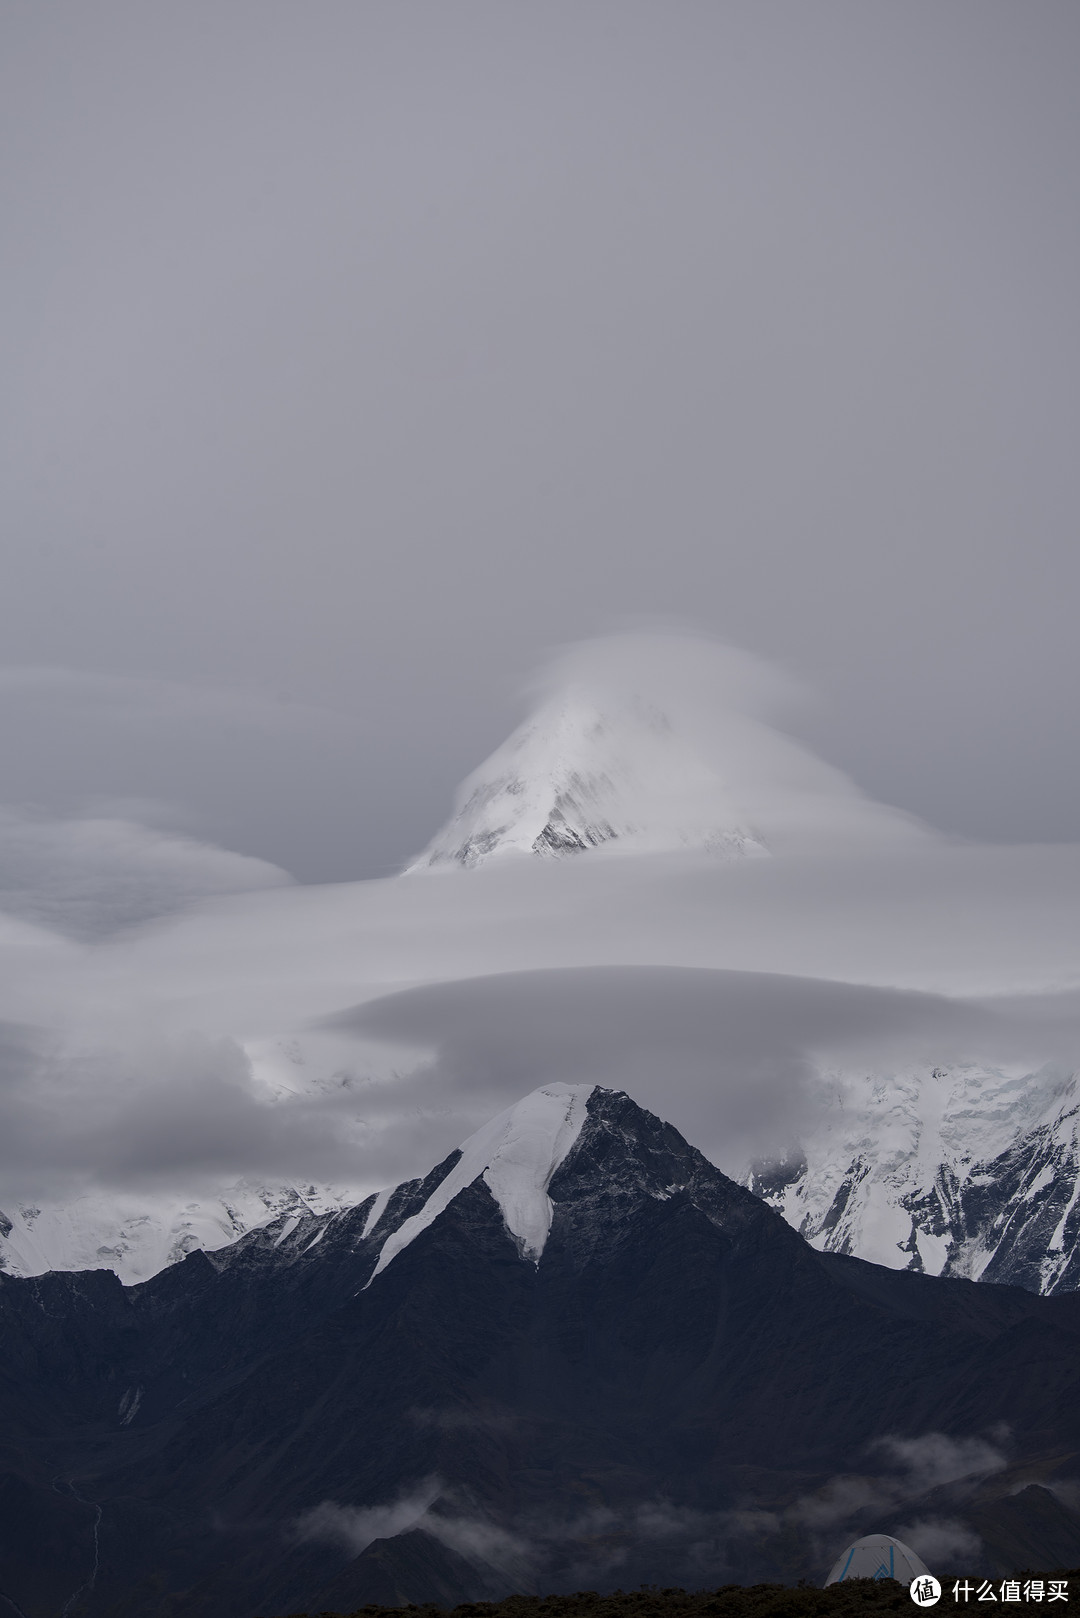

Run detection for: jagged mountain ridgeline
[[746, 1056, 1080, 1295], [3, 1086, 1080, 1616]]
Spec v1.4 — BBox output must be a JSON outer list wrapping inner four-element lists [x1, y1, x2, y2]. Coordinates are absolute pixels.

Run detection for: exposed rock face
[[746, 1063, 1080, 1294], [1, 1087, 1079, 1615]]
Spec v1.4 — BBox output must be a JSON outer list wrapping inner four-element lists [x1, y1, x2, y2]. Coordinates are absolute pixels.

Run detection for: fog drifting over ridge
[[0, 632, 1078, 1215]]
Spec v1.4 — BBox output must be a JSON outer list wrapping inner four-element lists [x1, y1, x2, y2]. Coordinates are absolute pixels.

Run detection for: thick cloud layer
[[0, 806, 290, 938], [1, 955, 1078, 1206], [342, 967, 1080, 1176], [0, 635, 1077, 1214]]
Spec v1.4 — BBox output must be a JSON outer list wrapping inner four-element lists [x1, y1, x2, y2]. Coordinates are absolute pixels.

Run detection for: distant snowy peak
[[369, 1082, 594, 1279], [408, 633, 935, 868], [0, 1180, 352, 1285], [406, 690, 768, 870], [746, 1061, 1080, 1295]]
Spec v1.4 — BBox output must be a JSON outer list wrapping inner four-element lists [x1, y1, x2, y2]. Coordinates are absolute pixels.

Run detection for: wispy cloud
[[294, 1480, 533, 1585], [289, 1437, 1001, 1591], [876, 1433, 1008, 1493], [0, 806, 290, 939], [293, 1477, 443, 1556], [779, 1429, 1006, 1575], [894, 1518, 983, 1567]]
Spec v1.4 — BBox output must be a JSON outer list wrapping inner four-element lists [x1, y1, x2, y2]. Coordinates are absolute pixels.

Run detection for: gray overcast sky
[[4, 1, 1079, 880]]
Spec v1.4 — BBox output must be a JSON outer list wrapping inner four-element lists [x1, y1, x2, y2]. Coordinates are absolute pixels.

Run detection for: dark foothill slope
[[0, 1091, 1078, 1617]]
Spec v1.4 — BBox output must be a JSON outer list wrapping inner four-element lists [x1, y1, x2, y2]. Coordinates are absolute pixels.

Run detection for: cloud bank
[[0, 634, 1077, 1233], [0, 806, 291, 938], [1, 961, 1077, 1210]]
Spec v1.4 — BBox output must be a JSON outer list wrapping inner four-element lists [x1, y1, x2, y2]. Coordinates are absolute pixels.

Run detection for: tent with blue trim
[[824, 1534, 931, 1585]]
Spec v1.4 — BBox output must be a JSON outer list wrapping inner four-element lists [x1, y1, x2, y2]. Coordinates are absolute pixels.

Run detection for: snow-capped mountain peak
[[407, 633, 931, 870], [369, 1082, 594, 1279], [407, 685, 768, 870]]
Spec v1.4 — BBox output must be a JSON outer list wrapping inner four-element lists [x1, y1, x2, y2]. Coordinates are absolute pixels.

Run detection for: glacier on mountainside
[[745, 1060, 1080, 1293], [369, 1083, 593, 1279]]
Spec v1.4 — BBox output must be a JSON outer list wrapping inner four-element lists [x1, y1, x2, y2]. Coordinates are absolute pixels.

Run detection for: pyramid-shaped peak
[[407, 633, 932, 870], [365, 1082, 777, 1285], [407, 643, 773, 870]]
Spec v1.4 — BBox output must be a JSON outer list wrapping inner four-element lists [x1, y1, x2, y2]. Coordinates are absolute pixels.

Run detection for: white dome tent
[[825, 1534, 932, 1585]]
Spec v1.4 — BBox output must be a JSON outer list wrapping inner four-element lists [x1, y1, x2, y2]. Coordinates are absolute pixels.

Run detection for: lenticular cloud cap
[[825, 1534, 931, 1585]]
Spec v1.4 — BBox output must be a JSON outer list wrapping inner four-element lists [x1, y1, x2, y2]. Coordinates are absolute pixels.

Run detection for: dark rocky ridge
[[0, 1090, 1079, 1616]]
